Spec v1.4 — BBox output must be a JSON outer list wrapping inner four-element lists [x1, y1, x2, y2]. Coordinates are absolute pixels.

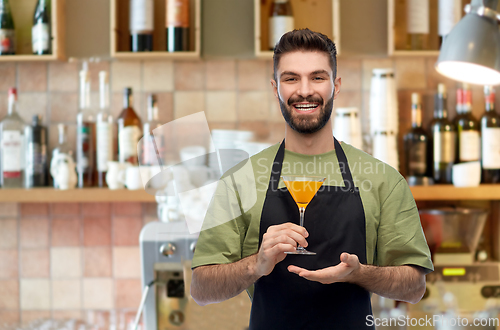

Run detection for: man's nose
[[297, 80, 313, 97]]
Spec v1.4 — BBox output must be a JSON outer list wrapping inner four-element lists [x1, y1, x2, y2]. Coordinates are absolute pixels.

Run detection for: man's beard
[[279, 94, 334, 134]]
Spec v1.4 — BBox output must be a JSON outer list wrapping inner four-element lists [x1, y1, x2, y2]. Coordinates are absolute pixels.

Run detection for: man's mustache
[[288, 96, 324, 106]]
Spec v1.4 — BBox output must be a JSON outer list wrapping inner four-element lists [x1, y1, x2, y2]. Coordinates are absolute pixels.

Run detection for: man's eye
[[284, 78, 296, 82], [313, 77, 325, 81]]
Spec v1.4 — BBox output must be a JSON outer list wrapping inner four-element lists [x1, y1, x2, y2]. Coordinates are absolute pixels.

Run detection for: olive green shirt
[[192, 142, 434, 277]]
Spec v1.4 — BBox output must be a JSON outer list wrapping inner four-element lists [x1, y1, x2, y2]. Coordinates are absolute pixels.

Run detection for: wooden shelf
[[0, 185, 498, 203], [254, 0, 340, 58], [410, 184, 500, 201], [0, 54, 62, 62], [0, 188, 155, 203], [110, 0, 201, 59], [111, 51, 200, 61], [387, 0, 468, 56], [3, 0, 65, 61], [391, 50, 440, 57]]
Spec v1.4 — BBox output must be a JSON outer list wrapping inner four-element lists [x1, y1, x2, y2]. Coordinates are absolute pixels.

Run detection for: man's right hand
[[253, 223, 309, 277]]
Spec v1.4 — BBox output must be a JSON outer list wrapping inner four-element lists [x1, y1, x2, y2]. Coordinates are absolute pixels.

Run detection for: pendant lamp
[[436, 0, 500, 85]]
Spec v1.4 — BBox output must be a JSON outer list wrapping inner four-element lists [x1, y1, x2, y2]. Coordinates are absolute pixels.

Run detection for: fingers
[[268, 223, 309, 238], [340, 252, 359, 266], [255, 223, 310, 277], [265, 223, 309, 248], [288, 266, 334, 284]]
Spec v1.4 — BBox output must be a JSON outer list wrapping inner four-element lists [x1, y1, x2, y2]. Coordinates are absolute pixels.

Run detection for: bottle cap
[[148, 94, 157, 106], [8, 88, 17, 96], [411, 93, 420, 104], [124, 87, 132, 95], [32, 114, 42, 124], [99, 71, 108, 82], [437, 83, 446, 96]]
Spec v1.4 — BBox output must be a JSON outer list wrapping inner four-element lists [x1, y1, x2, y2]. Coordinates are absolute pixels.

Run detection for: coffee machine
[[407, 208, 500, 329], [139, 219, 252, 330]]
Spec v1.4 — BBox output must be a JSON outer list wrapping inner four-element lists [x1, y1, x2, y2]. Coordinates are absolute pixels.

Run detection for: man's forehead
[[276, 50, 332, 75]]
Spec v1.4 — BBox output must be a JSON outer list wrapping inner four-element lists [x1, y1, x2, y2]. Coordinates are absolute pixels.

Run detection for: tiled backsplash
[[0, 57, 494, 161], [0, 55, 497, 326], [0, 202, 156, 326]]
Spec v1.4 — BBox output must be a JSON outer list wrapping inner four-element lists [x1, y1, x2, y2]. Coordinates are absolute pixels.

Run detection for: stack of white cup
[[333, 107, 363, 150], [369, 68, 399, 170]]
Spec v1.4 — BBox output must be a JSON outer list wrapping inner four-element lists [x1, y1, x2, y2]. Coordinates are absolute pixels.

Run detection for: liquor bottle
[[481, 85, 500, 183], [432, 83, 456, 183], [76, 64, 97, 187], [166, 0, 189, 52], [404, 93, 428, 178], [0, 0, 15, 55], [130, 0, 154, 52], [141, 94, 164, 166], [118, 88, 142, 165], [32, 0, 51, 55], [269, 0, 294, 50], [0, 88, 25, 188], [454, 83, 480, 163], [25, 115, 47, 187], [96, 71, 113, 188], [51, 124, 74, 188], [406, 0, 429, 50], [438, 0, 461, 47]]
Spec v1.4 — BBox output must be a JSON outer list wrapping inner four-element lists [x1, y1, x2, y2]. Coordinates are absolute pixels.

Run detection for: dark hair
[[273, 28, 337, 81]]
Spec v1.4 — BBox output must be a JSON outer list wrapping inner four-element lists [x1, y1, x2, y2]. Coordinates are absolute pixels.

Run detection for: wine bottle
[[438, 0, 461, 47], [76, 64, 97, 187], [166, 0, 189, 52], [404, 93, 429, 178], [130, 0, 153, 52], [25, 115, 47, 187], [269, 0, 294, 50], [52, 124, 74, 188], [481, 85, 500, 183], [0, 0, 15, 55], [141, 94, 164, 166], [32, 0, 51, 55], [432, 83, 456, 183], [454, 83, 480, 163], [118, 88, 142, 165], [0, 88, 25, 188], [96, 71, 114, 188], [406, 0, 429, 50]]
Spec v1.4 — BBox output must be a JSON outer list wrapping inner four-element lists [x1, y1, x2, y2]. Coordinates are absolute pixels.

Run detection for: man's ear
[[333, 77, 341, 100], [271, 79, 279, 99]]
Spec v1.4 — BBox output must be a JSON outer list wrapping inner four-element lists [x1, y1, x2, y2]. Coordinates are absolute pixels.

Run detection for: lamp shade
[[436, 4, 500, 85]]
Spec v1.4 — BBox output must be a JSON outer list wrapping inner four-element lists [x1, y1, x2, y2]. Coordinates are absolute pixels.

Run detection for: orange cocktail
[[283, 180, 324, 209], [281, 175, 326, 255]]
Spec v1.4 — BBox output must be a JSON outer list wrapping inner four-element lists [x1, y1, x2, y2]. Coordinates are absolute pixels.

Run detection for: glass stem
[[299, 207, 305, 227]]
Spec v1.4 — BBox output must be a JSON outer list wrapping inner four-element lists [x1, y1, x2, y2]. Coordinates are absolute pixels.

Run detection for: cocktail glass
[[281, 175, 326, 255]]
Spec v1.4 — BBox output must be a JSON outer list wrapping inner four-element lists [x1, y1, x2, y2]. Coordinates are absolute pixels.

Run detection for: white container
[[333, 107, 363, 150], [372, 132, 399, 170], [369, 68, 398, 135], [452, 161, 481, 187]]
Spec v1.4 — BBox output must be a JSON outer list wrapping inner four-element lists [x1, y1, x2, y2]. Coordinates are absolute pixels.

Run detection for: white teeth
[[294, 103, 318, 110]]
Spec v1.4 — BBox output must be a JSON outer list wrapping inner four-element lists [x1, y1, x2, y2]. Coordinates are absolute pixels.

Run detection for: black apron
[[249, 138, 374, 330]]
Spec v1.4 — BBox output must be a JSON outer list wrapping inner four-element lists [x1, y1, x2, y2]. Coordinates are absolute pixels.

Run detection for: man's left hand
[[287, 252, 360, 284]]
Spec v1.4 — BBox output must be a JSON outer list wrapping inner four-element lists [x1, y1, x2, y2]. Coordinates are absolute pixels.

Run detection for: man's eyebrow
[[311, 70, 330, 76], [280, 70, 330, 78], [280, 71, 299, 78]]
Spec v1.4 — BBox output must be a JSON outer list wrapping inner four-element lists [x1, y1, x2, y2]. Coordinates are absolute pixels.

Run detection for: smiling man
[[190, 29, 433, 329]]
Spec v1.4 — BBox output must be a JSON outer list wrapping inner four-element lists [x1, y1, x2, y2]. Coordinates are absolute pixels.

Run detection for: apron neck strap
[[333, 138, 355, 190], [268, 138, 355, 191], [269, 139, 286, 192]]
